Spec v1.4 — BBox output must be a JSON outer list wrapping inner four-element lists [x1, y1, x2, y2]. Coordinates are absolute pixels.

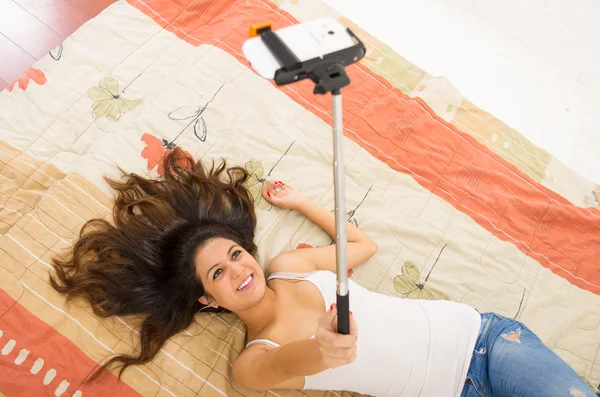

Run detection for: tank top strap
[[267, 271, 315, 281], [245, 338, 280, 349]]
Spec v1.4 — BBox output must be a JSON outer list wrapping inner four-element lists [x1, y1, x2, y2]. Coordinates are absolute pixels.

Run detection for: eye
[[212, 268, 223, 280], [232, 250, 242, 260]]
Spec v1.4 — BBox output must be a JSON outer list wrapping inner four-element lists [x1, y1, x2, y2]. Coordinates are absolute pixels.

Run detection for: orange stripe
[[128, 0, 600, 294], [0, 289, 142, 396]]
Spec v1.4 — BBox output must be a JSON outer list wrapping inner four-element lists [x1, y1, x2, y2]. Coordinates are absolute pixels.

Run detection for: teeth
[[237, 275, 253, 291]]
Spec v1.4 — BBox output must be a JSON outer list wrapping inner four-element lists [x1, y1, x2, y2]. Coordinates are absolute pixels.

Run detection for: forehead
[[194, 237, 236, 270]]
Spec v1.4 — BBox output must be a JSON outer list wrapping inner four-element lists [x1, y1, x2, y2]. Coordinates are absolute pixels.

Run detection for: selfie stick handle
[[332, 90, 350, 335]]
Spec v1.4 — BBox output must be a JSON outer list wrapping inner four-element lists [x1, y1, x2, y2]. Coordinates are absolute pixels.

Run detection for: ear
[[198, 296, 218, 308]]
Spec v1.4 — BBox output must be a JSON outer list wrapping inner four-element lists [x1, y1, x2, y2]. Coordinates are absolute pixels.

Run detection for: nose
[[229, 261, 245, 279]]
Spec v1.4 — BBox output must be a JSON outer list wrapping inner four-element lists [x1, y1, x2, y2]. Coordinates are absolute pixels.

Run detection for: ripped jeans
[[461, 312, 597, 397]]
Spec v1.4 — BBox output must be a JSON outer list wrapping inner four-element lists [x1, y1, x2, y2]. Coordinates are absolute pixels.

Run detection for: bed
[[1, 0, 599, 396]]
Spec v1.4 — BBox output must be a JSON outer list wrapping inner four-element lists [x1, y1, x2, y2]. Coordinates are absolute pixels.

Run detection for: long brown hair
[[50, 148, 257, 381]]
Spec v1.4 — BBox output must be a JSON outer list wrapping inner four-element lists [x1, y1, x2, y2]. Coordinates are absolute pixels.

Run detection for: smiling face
[[194, 237, 266, 313]]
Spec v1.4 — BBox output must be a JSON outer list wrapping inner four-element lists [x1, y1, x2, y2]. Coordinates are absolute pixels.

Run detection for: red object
[[7, 67, 46, 92], [0, 289, 142, 396], [140, 133, 192, 176], [296, 243, 313, 249]]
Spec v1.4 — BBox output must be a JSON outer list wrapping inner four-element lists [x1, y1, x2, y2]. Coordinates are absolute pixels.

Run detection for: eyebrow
[[206, 244, 239, 279]]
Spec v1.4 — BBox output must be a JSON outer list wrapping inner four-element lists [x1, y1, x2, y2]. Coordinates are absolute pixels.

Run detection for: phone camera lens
[[328, 30, 335, 35]]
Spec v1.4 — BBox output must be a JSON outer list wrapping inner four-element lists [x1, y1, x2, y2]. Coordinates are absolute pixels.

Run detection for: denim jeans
[[461, 312, 597, 397]]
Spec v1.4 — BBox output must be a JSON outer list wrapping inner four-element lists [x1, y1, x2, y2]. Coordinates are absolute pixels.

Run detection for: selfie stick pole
[[249, 23, 365, 335], [331, 89, 349, 335]]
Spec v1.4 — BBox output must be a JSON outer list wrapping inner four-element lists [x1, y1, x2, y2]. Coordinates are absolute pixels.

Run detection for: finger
[[261, 181, 281, 200], [261, 181, 271, 199], [319, 304, 338, 331], [265, 181, 282, 197], [316, 328, 337, 347], [321, 346, 357, 361], [330, 334, 357, 348], [328, 347, 356, 361], [324, 358, 350, 368], [331, 315, 337, 333], [318, 328, 356, 348], [349, 312, 358, 337], [332, 311, 357, 337], [269, 181, 288, 194]]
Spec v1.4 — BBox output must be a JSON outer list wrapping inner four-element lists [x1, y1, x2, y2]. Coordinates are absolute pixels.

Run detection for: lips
[[237, 274, 254, 291]]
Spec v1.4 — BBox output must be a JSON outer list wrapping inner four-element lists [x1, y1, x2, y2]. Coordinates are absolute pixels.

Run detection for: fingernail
[[330, 304, 334, 311], [349, 311, 353, 316], [267, 192, 271, 197]]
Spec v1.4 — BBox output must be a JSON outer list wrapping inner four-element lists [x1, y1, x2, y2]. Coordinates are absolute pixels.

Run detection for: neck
[[236, 287, 277, 338]]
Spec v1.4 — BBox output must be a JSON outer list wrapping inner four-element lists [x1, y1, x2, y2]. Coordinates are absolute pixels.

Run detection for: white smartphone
[[242, 18, 359, 81]]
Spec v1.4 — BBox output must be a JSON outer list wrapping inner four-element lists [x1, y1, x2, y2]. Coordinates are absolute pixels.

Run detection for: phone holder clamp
[[252, 24, 365, 95]]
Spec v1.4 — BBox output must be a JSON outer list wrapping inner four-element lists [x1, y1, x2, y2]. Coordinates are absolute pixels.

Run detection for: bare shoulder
[[233, 342, 304, 390], [232, 344, 268, 387], [235, 343, 269, 364]]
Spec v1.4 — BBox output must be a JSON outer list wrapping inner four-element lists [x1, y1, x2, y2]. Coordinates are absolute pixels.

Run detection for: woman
[[51, 149, 596, 397]]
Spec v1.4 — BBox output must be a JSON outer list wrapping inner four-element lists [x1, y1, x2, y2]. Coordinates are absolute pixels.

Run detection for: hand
[[315, 304, 358, 369], [261, 181, 307, 210]]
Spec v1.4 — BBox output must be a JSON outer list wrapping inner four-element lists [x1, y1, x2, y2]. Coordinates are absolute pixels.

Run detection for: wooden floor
[[0, 0, 117, 91]]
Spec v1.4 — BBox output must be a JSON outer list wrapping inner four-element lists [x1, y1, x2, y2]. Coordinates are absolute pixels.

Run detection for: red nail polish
[[349, 311, 353, 316], [267, 192, 271, 197], [330, 304, 334, 311]]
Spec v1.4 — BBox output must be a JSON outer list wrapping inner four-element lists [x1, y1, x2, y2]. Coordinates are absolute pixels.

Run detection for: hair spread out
[[50, 148, 257, 381]]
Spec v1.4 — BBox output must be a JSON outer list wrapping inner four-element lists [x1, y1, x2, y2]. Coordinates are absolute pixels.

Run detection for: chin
[[241, 284, 266, 311]]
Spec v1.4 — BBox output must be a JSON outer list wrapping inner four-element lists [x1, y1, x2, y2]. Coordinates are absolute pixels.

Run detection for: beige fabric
[[0, 1, 598, 396]]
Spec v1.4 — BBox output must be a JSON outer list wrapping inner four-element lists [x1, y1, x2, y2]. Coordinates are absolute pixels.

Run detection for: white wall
[[323, 0, 600, 184]]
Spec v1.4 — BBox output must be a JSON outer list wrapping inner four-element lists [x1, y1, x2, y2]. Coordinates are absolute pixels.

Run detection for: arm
[[297, 198, 376, 251], [264, 182, 378, 274], [233, 307, 357, 391], [233, 339, 326, 391]]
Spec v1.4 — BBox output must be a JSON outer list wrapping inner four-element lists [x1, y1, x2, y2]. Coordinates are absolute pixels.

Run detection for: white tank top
[[246, 270, 481, 397]]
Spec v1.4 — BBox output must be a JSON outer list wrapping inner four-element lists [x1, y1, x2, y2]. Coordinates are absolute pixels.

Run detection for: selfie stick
[[248, 22, 366, 335]]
